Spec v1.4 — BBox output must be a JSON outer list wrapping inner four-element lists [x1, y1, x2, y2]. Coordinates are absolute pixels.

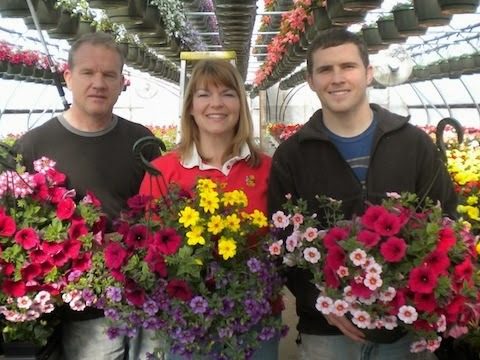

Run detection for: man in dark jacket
[[268, 28, 455, 360]]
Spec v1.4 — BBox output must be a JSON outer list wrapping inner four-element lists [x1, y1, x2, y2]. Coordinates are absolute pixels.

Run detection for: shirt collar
[[181, 143, 251, 175]]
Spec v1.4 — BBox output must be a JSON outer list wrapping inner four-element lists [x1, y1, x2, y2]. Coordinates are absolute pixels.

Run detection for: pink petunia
[[152, 228, 181, 255], [357, 229, 381, 248], [72, 252, 92, 272], [63, 239, 82, 260], [373, 213, 401, 236], [104, 242, 128, 270], [323, 227, 349, 249], [380, 236, 407, 263], [361, 205, 388, 229], [68, 219, 88, 240], [325, 246, 346, 270], [14, 228, 39, 250], [56, 198, 76, 220], [0, 214, 16, 237], [408, 266, 438, 294]]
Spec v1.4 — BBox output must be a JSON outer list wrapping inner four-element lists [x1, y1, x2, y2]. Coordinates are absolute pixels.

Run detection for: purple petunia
[[106, 286, 122, 302], [247, 258, 262, 273], [189, 296, 208, 314]]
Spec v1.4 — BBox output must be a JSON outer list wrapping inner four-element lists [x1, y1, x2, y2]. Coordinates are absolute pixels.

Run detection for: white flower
[[292, 213, 304, 228], [436, 314, 447, 332], [365, 262, 382, 275], [410, 339, 427, 353], [17, 296, 32, 310], [303, 227, 318, 242], [398, 305, 418, 324], [426, 336, 442, 352], [303, 247, 321, 264], [34, 290, 51, 305], [351, 310, 371, 329], [336, 266, 349, 278], [343, 286, 356, 303], [315, 296, 333, 314], [379, 287, 396, 302], [42, 303, 55, 314], [272, 211, 290, 229], [26, 309, 40, 320], [332, 300, 349, 316], [62, 292, 73, 303], [70, 299, 86, 311], [349, 249, 367, 266], [286, 231, 300, 252], [268, 240, 283, 256], [382, 315, 398, 330], [386, 192, 401, 199], [364, 273, 383, 291]]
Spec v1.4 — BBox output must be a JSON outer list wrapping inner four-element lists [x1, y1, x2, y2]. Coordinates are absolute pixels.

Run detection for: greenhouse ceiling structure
[[1, 0, 480, 135]]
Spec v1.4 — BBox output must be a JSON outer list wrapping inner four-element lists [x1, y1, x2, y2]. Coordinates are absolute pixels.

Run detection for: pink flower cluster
[[268, 192, 480, 353]]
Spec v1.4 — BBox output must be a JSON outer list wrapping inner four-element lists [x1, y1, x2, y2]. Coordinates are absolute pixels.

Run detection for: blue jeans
[[167, 336, 279, 360], [61, 318, 159, 360], [298, 333, 437, 360]]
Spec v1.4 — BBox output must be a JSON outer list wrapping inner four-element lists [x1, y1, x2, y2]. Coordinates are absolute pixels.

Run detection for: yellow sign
[[180, 51, 237, 61]]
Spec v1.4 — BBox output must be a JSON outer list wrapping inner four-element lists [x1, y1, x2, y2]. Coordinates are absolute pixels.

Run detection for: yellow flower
[[186, 226, 205, 246], [218, 237, 237, 260], [199, 190, 220, 214], [476, 241, 480, 256], [467, 196, 478, 206], [207, 215, 224, 235], [222, 190, 248, 207], [179, 206, 200, 228], [250, 209, 268, 228], [466, 206, 480, 221], [196, 178, 217, 192], [224, 214, 241, 232]]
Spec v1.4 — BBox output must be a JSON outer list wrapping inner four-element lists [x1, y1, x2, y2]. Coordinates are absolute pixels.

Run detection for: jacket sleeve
[[415, 131, 457, 218]]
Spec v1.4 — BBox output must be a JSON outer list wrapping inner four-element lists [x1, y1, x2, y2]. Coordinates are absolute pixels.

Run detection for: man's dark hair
[[306, 28, 369, 75], [68, 32, 125, 70]]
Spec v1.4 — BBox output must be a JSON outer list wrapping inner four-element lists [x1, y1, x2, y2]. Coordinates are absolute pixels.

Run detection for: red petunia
[[40, 260, 54, 275], [82, 191, 101, 207], [2, 279, 26, 297], [350, 281, 373, 299], [126, 287, 146, 307], [388, 289, 406, 315], [408, 266, 438, 294], [0, 214, 16, 237], [72, 252, 92, 272], [56, 198, 76, 220], [380, 236, 407, 263], [29, 249, 48, 264], [52, 250, 69, 267], [104, 242, 128, 270], [323, 264, 340, 289], [41, 242, 63, 255], [14, 228, 39, 250], [323, 227, 349, 249], [269, 296, 285, 316], [49, 187, 68, 204], [374, 213, 401, 236], [63, 239, 82, 259], [357, 229, 381, 248], [153, 228, 182, 255], [445, 296, 466, 322], [423, 250, 450, 275], [413, 318, 435, 331], [166, 279, 193, 301], [68, 219, 88, 240], [125, 224, 149, 249], [437, 227, 456, 252], [325, 246, 346, 270], [145, 248, 167, 277], [361, 205, 388, 230], [21, 263, 42, 282], [454, 258, 474, 282], [127, 194, 152, 210], [413, 292, 437, 312], [46, 168, 66, 185]]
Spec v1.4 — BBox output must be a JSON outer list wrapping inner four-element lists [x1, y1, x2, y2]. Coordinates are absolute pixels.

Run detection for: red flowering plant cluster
[[99, 178, 286, 359], [266, 123, 303, 143], [268, 192, 480, 353], [0, 149, 106, 346]]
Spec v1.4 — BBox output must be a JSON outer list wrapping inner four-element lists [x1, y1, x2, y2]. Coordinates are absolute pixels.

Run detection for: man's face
[[64, 43, 123, 120], [307, 43, 373, 118]]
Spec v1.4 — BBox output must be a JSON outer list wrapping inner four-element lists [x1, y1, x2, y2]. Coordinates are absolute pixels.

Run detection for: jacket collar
[[296, 104, 410, 143]]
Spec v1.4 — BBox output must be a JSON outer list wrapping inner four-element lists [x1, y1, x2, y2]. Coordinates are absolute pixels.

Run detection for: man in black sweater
[[14, 32, 160, 360]]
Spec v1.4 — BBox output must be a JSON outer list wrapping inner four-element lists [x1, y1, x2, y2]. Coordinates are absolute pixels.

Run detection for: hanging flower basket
[[361, 26, 386, 53], [126, 43, 139, 63], [0, 60, 7, 73], [35, 0, 60, 29], [0, 0, 30, 18], [76, 20, 96, 37], [6, 62, 22, 75], [376, 17, 405, 44], [413, 0, 451, 27], [392, 5, 426, 36], [326, 0, 365, 25], [49, 11, 80, 38], [437, 0, 479, 14]]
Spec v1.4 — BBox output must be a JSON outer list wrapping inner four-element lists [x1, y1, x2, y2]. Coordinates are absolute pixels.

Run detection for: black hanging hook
[[435, 117, 464, 162], [133, 136, 167, 176]]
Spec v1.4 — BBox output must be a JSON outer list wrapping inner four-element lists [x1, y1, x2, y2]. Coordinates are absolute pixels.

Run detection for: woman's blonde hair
[[177, 59, 261, 167]]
